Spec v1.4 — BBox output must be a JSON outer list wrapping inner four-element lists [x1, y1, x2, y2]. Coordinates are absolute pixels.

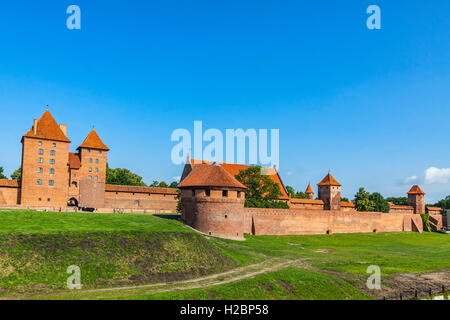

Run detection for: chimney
[[59, 124, 67, 136], [33, 119, 37, 135]]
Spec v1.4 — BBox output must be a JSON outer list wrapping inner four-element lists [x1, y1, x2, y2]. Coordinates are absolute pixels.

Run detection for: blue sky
[[0, 1, 449, 202]]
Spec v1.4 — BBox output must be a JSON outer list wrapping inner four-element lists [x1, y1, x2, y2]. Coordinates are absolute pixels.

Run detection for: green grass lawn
[[0, 210, 448, 300]]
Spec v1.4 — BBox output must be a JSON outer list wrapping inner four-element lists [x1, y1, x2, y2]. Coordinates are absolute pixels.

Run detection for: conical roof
[[317, 173, 341, 186], [305, 184, 314, 194], [23, 110, 70, 142], [407, 185, 425, 195], [78, 129, 109, 151]]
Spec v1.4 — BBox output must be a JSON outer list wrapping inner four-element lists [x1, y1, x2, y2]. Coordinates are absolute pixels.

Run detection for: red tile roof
[[390, 204, 414, 210], [0, 179, 20, 188], [179, 163, 247, 189], [340, 201, 355, 207], [68, 152, 81, 169], [105, 184, 178, 195], [305, 184, 314, 194], [290, 198, 324, 205], [78, 129, 109, 151], [427, 206, 442, 211], [189, 159, 288, 199], [317, 173, 342, 186], [23, 110, 71, 143], [407, 185, 425, 195]]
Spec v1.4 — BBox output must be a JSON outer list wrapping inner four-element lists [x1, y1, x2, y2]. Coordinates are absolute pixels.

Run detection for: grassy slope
[[0, 210, 449, 299]]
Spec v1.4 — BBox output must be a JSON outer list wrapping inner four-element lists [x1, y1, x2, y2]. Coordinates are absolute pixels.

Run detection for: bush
[[421, 213, 431, 232], [245, 198, 289, 209]]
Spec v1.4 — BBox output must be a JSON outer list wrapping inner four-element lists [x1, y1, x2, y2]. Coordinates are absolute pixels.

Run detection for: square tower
[[407, 185, 425, 214], [20, 110, 71, 207], [317, 173, 341, 211]]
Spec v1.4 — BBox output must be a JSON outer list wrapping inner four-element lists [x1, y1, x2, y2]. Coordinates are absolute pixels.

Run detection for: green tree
[[0, 167, 7, 179], [158, 181, 169, 188], [340, 197, 350, 202], [149, 181, 159, 187], [353, 188, 376, 212], [386, 197, 408, 206], [106, 164, 147, 186], [286, 186, 295, 197], [369, 192, 390, 213], [235, 166, 288, 208], [10, 168, 21, 181], [169, 181, 179, 188], [434, 196, 450, 210]]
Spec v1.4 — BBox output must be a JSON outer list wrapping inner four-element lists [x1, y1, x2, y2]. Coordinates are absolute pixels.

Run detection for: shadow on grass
[[153, 214, 181, 221]]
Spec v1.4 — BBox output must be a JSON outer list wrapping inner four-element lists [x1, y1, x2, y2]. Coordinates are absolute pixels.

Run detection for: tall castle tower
[[178, 163, 247, 240], [20, 110, 71, 206], [305, 183, 314, 200], [407, 185, 425, 214], [317, 173, 341, 211], [76, 130, 109, 208]]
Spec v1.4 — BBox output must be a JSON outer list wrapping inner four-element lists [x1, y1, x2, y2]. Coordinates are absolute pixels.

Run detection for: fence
[[381, 285, 448, 300]]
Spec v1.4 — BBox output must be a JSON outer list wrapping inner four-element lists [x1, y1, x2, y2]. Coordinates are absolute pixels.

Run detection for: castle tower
[[178, 163, 247, 240], [305, 183, 314, 200], [407, 185, 425, 214], [76, 129, 109, 208], [317, 173, 342, 211], [20, 110, 71, 206]]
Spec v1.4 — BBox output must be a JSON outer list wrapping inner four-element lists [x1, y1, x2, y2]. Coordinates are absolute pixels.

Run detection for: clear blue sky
[[0, 1, 449, 202]]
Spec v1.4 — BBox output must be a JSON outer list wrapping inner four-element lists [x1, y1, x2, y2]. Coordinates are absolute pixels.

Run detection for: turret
[[317, 173, 341, 211], [407, 185, 425, 214], [178, 163, 247, 240], [305, 183, 314, 200]]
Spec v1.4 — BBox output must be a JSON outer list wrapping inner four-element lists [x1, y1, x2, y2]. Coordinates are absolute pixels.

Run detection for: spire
[[305, 184, 314, 194], [77, 129, 109, 151], [23, 110, 71, 143]]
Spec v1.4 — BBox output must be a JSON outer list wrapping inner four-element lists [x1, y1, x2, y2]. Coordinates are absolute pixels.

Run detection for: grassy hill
[[0, 210, 449, 300]]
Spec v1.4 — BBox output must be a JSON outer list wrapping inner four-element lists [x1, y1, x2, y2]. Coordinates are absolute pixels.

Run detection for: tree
[[369, 192, 390, 213], [434, 196, 450, 210], [10, 168, 21, 180], [340, 197, 350, 202], [169, 181, 179, 188], [386, 197, 408, 206], [106, 164, 146, 186], [158, 181, 169, 188], [235, 166, 288, 208], [353, 188, 376, 212], [0, 167, 7, 179], [286, 186, 295, 198]]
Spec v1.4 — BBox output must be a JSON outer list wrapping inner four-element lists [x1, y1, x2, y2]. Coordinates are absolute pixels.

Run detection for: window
[[95, 168, 98, 173], [95, 176, 98, 181], [38, 198, 42, 201], [50, 150, 56, 156], [38, 149, 44, 155], [50, 159, 55, 165], [205, 189, 211, 197], [99, 150, 102, 154], [37, 167, 43, 173], [38, 158, 43, 163], [88, 175, 92, 180], [237, 191, 242, 198], [38, 141, 42, 146], [47, 198, 51, 202], [49, 180, 54, 186], [87, 149, 91, 153], [72, 181, 78, 188], [95, 159, 99, 164], [52, 143, 56, 147], [89, 158, 93, 163], [74, 173, 77, 178], [37, 179, 42, 185], [50, 168, 55, 174], [222, 190, 228, 197], [89, 167, 92, 172]]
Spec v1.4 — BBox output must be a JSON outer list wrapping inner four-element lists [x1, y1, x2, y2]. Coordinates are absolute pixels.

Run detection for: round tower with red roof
[[407, 185, 425, 214], [305, 184, 314, 200], [178, 163, 247, 240]]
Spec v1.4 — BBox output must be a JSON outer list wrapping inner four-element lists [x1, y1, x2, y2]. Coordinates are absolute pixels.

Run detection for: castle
[[0, 110, 446, 239], [0, 110, 178, 212]]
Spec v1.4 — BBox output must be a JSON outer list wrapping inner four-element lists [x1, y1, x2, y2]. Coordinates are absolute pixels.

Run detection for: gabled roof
[[68, 152, 81, 169], [23, 110, 71, 143], [305, 184, 314, 194], [77, 129, 109, 151], [340, 201, 355, 207], [317, 173, 341, 186], [188, 159, 288, 199], [407, 185, 425, 195], [179, 163, 247, 189]]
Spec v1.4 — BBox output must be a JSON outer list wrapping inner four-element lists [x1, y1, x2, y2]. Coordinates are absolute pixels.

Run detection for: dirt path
[[3, 257, 308, 300]]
